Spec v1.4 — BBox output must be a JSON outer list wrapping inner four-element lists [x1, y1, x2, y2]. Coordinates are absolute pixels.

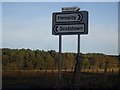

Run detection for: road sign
[[56, 13, 82, 22], [62, 6, 80, 12], [54, 24, 84, 34], [52, 7, 89, 85], [52, 11, 88, 35]]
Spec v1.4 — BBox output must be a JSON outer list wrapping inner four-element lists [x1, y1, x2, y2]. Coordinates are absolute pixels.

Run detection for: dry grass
[[2, 69, 120, 89]]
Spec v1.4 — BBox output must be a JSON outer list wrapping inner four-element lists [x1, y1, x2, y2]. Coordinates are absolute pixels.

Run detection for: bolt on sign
[[52, 11, 88, 35]]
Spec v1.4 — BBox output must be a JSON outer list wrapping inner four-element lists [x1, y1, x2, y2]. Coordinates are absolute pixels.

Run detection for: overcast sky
[[2, 2, 118, 55]]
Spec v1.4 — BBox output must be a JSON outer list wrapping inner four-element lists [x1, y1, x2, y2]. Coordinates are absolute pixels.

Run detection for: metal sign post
[[78, 34, 80, 60], [72, 34, 81, 85], [58, 35, 62, 82]]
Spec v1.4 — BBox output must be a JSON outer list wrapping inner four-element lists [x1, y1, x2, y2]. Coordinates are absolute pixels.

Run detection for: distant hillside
[[2, 48, 119, 70]]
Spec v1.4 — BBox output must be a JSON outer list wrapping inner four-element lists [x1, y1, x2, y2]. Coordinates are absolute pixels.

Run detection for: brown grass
[[2, 69, 120, 88]]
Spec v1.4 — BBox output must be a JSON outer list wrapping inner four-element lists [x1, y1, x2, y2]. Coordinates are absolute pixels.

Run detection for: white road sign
[[56, 13, 82, 22], [54, 24, 84, 33]]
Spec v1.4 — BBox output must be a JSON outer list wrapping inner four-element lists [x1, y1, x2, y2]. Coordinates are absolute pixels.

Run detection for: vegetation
[[2, 48, 119, 70], [2, 48, 120, 89], [2, 70, 120, 89]]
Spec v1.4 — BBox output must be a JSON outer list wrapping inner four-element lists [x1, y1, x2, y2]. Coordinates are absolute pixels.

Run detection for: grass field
[[2, 69, 120, 89]]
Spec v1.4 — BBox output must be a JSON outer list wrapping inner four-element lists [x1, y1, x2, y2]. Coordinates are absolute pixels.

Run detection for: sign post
[[72, 34, 81, 85], [52, 7, 88, 86], [58, 35, 62, 82]]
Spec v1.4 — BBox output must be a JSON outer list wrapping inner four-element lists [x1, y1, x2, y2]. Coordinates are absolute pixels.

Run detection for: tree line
[[2, 48, 119, 70]]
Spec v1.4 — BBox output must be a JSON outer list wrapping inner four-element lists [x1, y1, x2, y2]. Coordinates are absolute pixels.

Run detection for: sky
[[0, 2, 2, 48], [118, 2, 120, 55], [1, 0, 120, 2], [2, 2, 119, 55]]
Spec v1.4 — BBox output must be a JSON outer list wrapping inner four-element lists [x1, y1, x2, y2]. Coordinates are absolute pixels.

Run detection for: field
[[2, 68, 120, 89]]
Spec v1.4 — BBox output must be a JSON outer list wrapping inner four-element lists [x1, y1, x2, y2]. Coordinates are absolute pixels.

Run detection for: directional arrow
[[54, 25, 59, 33], [56, 13, 82, 22], [77, 14, 81, 21], [55, 26, 58, 32]]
